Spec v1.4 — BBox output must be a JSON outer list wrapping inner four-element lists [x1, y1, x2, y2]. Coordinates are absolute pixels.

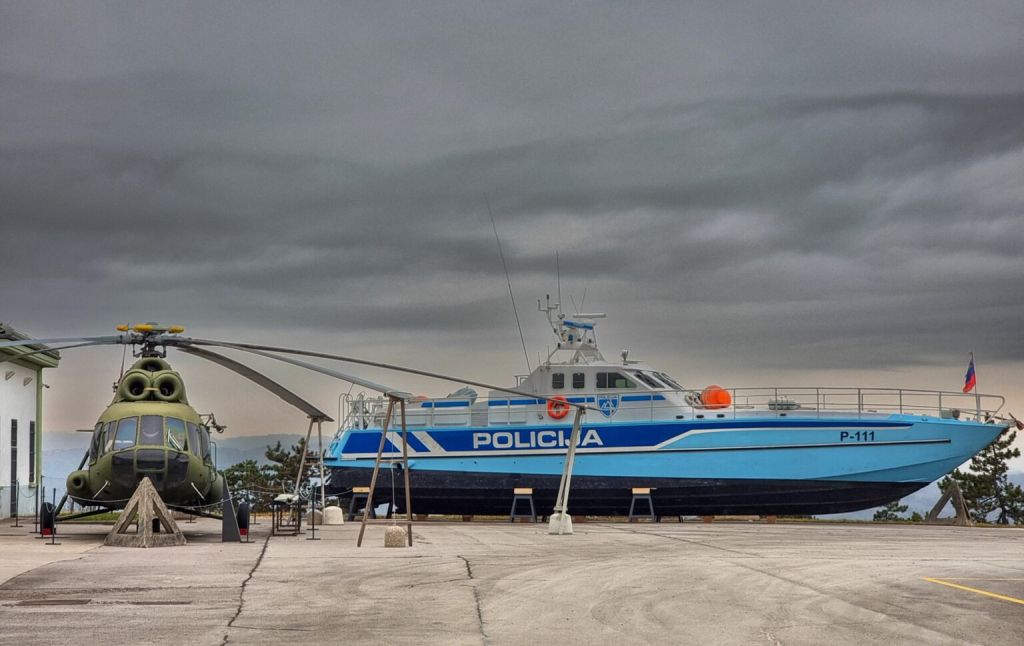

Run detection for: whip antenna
[[486, 197, 531, 373], [556, 252, 562, 316]]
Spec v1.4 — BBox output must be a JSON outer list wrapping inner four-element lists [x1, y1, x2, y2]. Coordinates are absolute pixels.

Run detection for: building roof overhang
[[0, 324, 61, 369]]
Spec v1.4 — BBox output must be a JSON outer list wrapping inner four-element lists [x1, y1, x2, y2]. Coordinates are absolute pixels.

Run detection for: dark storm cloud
[[1, 1, 1023, 377]]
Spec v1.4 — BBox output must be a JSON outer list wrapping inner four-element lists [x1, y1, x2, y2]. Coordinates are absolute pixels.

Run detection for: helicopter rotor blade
[[182, 341, 408, 398], [174, 344, 333, 422], [182, 337, 594, 412]]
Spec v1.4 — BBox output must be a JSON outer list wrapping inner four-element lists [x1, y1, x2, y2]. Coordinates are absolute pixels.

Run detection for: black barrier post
[[237, 502, 251, 543], [11, 480, 20, 527], [45, 488, 60, 546], [307, 497, 319, 541]]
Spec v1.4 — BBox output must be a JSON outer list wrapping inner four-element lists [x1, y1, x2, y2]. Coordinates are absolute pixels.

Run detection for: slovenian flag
[[963, 355, 977, 393]]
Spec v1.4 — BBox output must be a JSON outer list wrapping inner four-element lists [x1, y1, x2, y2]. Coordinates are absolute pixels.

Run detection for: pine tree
[[873, 499, 909, 521], [263, 438, 329, 498], [222, 459, 275, 511], [939, 428, 1024, 525]]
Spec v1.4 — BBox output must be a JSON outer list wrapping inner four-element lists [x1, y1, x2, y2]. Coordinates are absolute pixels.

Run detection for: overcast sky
[[1, 2, 1022, 460]]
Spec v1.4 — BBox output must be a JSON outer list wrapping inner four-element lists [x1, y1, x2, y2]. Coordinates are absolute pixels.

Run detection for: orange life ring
[[547, 395, 570, 419]]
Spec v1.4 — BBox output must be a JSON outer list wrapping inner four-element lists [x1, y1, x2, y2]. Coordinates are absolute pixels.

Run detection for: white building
[[0, 324, 59, 518]]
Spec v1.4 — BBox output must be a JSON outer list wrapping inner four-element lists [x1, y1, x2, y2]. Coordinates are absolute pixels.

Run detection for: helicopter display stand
[[926, 480, 973, 527], [104, 477, 186, 548]]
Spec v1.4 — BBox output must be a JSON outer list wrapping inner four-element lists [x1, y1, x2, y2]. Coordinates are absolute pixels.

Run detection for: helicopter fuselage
[[66, 361, 226, 510]]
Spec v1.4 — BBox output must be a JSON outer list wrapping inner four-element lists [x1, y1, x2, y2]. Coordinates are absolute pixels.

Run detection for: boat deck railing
[[336, 387, 1005, 432]]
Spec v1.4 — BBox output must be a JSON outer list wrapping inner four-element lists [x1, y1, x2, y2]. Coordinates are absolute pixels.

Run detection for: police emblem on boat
[[598, 394, 620, 418]]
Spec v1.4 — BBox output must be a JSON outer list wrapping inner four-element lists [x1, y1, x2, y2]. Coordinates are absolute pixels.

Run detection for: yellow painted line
[[937, 581, 1024, 585], [923, 577, 1024, 606]]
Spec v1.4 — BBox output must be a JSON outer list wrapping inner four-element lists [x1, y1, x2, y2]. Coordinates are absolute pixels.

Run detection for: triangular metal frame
[[104, 477, 187, 547], [926, 480, 973, 526], [357, 396, 414, 547]]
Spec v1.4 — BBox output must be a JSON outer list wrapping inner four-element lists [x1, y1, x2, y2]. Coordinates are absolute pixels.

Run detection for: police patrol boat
[[324, 298, 1011, 516]]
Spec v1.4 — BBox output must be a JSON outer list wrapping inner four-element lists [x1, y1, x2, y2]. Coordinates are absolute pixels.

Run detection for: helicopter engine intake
[[118, 370, 152, 401], [153, 372, 185, 402]]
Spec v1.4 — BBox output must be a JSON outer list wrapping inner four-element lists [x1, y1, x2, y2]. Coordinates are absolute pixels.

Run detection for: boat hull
[[328, 467, 929, 516], [325, 415, 1005, 516]]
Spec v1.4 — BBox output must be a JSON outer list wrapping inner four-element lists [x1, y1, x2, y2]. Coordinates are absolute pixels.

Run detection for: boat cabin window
[[139, 415, 164, 445], [572, 372, 585, 389], [551, 373, 565, 389], [655, 372, 683, 390], [597, 372, 636, 389], [113, 417, 138, 451], [632, 372, 663, 389], [167, 418, 187, 451]]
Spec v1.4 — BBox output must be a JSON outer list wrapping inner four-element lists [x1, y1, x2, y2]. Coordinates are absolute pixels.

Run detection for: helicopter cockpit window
[[90, 422, 103, 460], [103, 421, 117, 453], [198, 426, 212, 464], [186, 423, 200, 458], [139, 415, 164, 445], [167, 418, 187, 451], [113, 417, 138, 451]]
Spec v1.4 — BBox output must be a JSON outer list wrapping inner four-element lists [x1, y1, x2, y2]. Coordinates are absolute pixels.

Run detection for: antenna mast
[[556, 252, 562, 317], [486, 197, 531, 373]]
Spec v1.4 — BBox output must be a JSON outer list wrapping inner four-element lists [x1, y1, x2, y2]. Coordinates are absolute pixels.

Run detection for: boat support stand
[[548, 407, 584, 535]]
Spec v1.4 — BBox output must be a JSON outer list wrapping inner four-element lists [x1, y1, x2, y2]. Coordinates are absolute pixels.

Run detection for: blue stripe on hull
[[326, 416, 1002, 485]]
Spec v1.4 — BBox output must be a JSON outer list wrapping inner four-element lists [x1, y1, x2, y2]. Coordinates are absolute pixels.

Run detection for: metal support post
[[548, 407, 584, 535], [400, 399, 413, 546], [357, 396, 396, 547], [32, 483, 39, 534], [317, 419, 328, 518], [307, 494, 319, 541], [294, 418, 316, 499]]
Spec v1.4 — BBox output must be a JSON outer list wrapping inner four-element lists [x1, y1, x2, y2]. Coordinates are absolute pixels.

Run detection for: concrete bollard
[[384, 525, 407, 547], [321, 506, 345, 525]]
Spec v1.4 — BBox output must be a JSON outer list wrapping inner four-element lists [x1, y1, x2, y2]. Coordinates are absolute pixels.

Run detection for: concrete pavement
[[1, 519, 1022, 645]]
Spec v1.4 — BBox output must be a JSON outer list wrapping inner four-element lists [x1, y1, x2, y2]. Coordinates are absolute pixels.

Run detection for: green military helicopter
[[0, 323, 335, 524], [66, 352, 227, 513]]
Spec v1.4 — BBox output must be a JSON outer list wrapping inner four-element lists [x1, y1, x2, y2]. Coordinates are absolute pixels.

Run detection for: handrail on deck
[[335, 385, 1005, 432]]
